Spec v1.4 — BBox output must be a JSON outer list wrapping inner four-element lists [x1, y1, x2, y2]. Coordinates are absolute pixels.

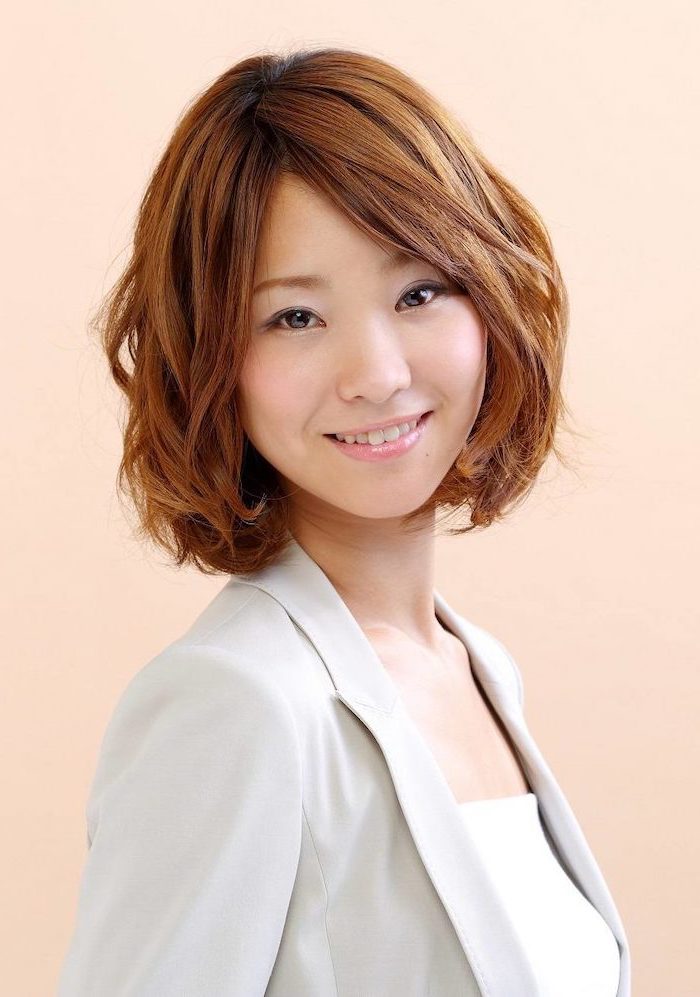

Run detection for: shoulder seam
[[179, 588, 262, 647]]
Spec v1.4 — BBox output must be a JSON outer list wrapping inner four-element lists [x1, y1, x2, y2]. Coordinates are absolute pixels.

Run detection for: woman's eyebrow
[[252, 248, 418, 296]]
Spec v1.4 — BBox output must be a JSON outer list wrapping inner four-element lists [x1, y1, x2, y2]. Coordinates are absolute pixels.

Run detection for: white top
[[55, 537, 630, 997], [458, 792, 621, 997]]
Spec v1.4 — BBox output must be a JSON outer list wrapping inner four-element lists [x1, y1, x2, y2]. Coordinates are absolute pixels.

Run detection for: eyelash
[[263, 282, 451, 335]]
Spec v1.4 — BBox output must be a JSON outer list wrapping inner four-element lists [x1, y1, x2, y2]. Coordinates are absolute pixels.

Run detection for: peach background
[[3, 2, 698, 994]]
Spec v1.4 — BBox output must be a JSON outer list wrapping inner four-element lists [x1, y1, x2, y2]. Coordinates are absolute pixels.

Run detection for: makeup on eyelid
[[261, 281, 450, 333]]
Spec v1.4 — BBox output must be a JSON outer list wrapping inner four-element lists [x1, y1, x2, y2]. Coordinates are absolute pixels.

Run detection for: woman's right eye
[[265, 308, 321, 334]]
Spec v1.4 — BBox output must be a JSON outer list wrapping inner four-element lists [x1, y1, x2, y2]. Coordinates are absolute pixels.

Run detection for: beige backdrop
[[3, 2, 698, 994]]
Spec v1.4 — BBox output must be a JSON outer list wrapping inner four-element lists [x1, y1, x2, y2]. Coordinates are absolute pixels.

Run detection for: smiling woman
[[89, 45, 575, 578], [236, 169, 489, 525], [58, 45, 630, 997]]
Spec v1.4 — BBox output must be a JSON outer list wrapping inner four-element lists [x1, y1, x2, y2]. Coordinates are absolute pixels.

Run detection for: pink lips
[[325, 411, 432, 462], [327, 410, 429, 437]]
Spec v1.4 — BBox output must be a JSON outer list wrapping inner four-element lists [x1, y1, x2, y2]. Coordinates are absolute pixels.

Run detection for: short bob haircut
[[96, 46, 578, 576]]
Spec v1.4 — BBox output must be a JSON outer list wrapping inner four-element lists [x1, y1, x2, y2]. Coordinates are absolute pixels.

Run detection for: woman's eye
[[267, 308, 320, 333], [265, 282, 450, 335], [398, 282, 449, 311]]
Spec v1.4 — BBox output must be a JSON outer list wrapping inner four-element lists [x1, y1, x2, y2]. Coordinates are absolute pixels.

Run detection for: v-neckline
[[231, 534, 630, 996]]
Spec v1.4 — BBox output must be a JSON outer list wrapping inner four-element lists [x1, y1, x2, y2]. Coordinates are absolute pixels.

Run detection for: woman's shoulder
[[114, 584, 286, 698], [98, 579, 329, 772], [86, 586, 307, 844]]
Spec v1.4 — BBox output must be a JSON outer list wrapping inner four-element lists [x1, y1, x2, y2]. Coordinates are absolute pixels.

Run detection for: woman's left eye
[[398, 282, 449, 310]]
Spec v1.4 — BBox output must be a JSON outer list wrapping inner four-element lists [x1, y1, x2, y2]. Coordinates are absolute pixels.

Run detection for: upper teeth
[[334, 418, 419, 445]]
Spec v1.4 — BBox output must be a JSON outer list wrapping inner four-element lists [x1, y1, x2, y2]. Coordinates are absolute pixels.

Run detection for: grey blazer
[[58, 536, 631, 996]]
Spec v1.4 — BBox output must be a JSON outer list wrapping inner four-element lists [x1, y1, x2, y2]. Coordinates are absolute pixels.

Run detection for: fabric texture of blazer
[[58, 536, 631, 996]]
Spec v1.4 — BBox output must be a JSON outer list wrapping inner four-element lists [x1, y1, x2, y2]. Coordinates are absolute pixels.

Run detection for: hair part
[[93, 45, 581, 575]]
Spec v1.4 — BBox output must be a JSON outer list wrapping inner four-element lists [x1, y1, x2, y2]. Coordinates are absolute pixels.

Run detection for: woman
[[58, 47, 630, 996]]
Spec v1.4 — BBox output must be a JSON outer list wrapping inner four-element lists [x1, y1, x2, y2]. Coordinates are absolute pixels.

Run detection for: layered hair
[[95, 46, 577, 575]]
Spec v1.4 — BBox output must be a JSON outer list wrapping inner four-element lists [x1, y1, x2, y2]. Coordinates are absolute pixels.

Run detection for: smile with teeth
[[333, 418, 420, 445]]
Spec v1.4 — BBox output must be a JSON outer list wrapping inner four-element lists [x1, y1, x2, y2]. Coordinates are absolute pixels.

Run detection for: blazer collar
[[235, 535, 630, 997]]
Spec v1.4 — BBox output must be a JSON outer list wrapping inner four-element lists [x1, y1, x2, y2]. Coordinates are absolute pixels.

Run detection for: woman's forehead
[[255, 179, 422, 284]]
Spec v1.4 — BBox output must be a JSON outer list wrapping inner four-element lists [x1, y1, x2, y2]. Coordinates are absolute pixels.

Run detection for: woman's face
[[236, 173, 487, 528]]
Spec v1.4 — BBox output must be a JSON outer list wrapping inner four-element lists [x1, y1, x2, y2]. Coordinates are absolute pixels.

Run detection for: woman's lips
[[325, 410, 430, 438], [324, 411, 432, 462]]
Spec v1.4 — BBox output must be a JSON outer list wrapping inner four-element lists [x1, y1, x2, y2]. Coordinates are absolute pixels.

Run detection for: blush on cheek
[[268, 384, 302, 429], [444, 325, 486, 377], [239, 369, 308, 450]]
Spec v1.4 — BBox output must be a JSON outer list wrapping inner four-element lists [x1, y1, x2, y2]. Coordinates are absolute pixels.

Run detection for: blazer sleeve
[[57, 643, 303, 997]]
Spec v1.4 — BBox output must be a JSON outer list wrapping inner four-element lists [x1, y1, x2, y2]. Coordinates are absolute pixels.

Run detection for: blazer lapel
[[435, 594, 631, 996], [236, 536, 628, 997]]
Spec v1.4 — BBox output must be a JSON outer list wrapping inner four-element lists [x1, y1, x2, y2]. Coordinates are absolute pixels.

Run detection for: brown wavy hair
[[94, 45, 579, 576]]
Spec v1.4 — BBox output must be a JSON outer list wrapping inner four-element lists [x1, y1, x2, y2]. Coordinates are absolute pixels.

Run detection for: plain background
[[2, 2, 697, 994]]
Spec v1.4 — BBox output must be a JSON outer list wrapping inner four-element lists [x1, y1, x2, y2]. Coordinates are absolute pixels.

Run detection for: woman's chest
[[366, 630, 531, 804]]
